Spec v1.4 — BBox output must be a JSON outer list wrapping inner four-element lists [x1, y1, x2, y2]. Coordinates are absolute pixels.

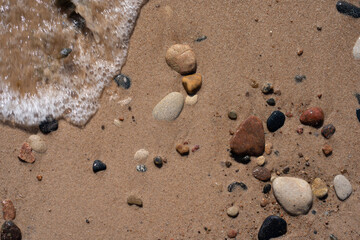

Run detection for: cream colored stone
[[185, 95, 198, 105], [165, 44, 196, 75], [27, 135, 47, 153], [256, 156, 266, 166], [265, 143, 273, 155]]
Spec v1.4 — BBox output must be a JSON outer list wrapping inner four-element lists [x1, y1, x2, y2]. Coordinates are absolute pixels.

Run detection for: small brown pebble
[[322, 144, 332, 156], [298, 152, 303, 158], [119, 117, 124, 121], [250, 80, 259, 88], [300, 107, 324, 127], [191, 145, 200, 152], [225, 161, 232, 168], [297, 49, 303, 56], [285, 112, 293, 118], [229, 130, 234, 135], [321, 124, 336, 139], [296, 126, 304, 134], [252, 167, 271, 181], [260, 198, 268, 207], [227, 229, 238, 238], [18, 142, 35, 163], [176, 144, 189, 156], [317, 94, 322, 99], [265, 143, 273, 155], [2, 200, 16, 220], [127, 195, 143, 207], [36, 175, 43, 181]]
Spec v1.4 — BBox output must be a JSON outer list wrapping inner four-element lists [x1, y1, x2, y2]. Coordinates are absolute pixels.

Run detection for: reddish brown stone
[[300, 107, 324, 127], [296, 126, 304, 134], [252, 167, 271, 181], [18, 142, 35, 163], [227, 229, 238, 238], [2, 200, 16, 220], [322, 144, 333, 157], [321, 124, 336, 139], [230, 116, 265, 156], [36, 175, 43, 181]]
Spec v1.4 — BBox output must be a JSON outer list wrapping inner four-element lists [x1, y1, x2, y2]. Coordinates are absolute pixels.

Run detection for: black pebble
[[263, 184, 271, 194], [114, 74, 131, 89], [195, 36, 207, 42], [153, 156, 163, 168], [311, 210, 317, 215], [228, 182, 248, 192], [60, 48, 72, 58], [336, 1, 360, 18], [294, 75, 306, 83], [266, 98, 276, 106], [258, 215, 287, 240], [282, 166, 290, 174], [357, 109, 360, 122], [355, 93, 360, 104], [93, 160, 106, 173], [39, 116, 58, 134], [267, 111, 285, 132], [1, 221, 22, 240]]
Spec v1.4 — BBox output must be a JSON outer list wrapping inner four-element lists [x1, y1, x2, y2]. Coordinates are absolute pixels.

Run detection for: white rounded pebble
[[272, 177, 313, 216], [152, 92, 184, 121], [113, 119, 122, 127], [353, 36, 360, 60], [334, 175, 352, 201], [256, 156, 266, 166], [134, 149, 149, 162], [185, 95, 198, 105], [27, 135, 47, 153], [227, 206, 239, 217]]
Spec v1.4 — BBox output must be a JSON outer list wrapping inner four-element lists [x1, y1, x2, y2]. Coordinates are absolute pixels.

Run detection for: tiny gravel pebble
[[93, 160, 107, 173], [322, 144, 333, 156], [256, 156, 266, 166], [227, 206, 239, 218], [282, 166, 290, 174], [228, 111, 237, 120], [227, 229, 237, 238], [261, 83, 273, 94], [114, 74, 131, 89], [336, 1, 360, 18], [39, 116, 58, 134], [266, 98, 275, 106], [321, 124, 336, 139], [330, 234, 338, 240], [195, 35, 207, 42], [153, 156, 163, 168], [136, 164, 147, 172], [258, 215, 287, 240], [263, 184, 271, 194], [18, 142, 35, 163], [356, 109, 360, 122], [228, 182, 247, 192], [2, 200, 16, 220], [294, 75, 306, 83], [176, 144, 189, 156], [60, 48, 72, 58], [265, 143, 272, 155], [267, 111, 285, 132]]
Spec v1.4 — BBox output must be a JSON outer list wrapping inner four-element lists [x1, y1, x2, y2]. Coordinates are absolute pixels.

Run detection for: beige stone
[[265, 143, 273, 155], [127, 195, 143, 207], [311, 178, 328, 199], [226, 206, 239, 218], [2, 199, 16, 220], [185, 95, 198, 105], [165, 44, 196, 75], [182, 73, 202, 95], [256, 156, 266, 166], [28, 135, 47, 153]]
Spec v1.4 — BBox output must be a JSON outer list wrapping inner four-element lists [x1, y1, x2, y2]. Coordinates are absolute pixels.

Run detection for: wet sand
[[1, 0, 360, 239]]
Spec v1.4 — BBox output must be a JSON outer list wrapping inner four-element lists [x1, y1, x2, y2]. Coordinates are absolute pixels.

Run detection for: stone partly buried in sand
[[18, 142, 35, 163], [152, 92, 184, 121], [311, 178, 328, 199], [1, 221, 22, 240], [27, 135, 47, 153], [39, 116, 58, 134], [2, 200, 16, 221], [182, 73, 202, 95], [165, 44, 196, 75], [258, 215, 287, 240], [230, 116, 265, 156], [334, 174, 352, 201], [272, 177, 313, 216], [185, 95, 198, 106], [299, 107, 324, 127], [127, 195, 143, 207]]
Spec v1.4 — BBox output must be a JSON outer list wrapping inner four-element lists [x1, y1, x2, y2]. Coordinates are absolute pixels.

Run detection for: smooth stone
[[294, 75, 306, 83], [176, 144, 189, 156], [27, 135, 47, 153], [127, 195, 143, 207], [266, 98, 275, 106], [226, 206, 239, 218], [252, 167, 271, 181], [114, 74, 131, 89], [263, 184, 272, 194], [311, 178, 328, 199], [18, 142, 35, 163], [2, 200, 16, 220], [321, 124, 336, 139], [230, 116, 265, 156], [272, 177, 313, 215], [353, 37, 360, 60], [134, 149, 149, 162], [267, 110, 285, 132], [92, 160, 106, 173], [334, 175, 352, 201], [136, 165, 147, 172], [265, 143, 273, 155], [227, 229, 237, 238], [228, 111, 237, 120], [185, 95, 198, 105], [336, 1, 360, 18], [182, 73, 202, 95], [153, 156, 163, 168], [256, 156, 266, 166], [227, 182, 247, 192], [261, 83, 273, 94], [113, 119, 122, 127], [300, 107, 324, 127], [165, 44, 196, 75], [39, 116, 58, 134], [1, 221, 22, 240], [152, 92, 184, 121], [258, 215, 287, 240]]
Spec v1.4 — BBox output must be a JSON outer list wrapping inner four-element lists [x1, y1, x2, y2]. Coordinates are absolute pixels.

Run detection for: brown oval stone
[[252, 167, 271, 181], [18, 142, 35, 163], [299, 107, 324, 127], [227, 229, 238, 238], [321, 124, 335, 139], [2, 200, 15, 221], [230, 116, 265, 156]]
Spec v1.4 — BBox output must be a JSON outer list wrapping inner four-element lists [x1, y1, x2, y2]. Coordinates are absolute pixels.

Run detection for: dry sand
[[1, 0, 360, 239]]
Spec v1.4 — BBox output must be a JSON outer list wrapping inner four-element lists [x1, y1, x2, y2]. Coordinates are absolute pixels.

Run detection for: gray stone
[[272, 177, 313, 216], [334, 175, 352, 201], [27, 135, 47, 153], [152, 92, 184, 121], [134, 149, 149, 162]]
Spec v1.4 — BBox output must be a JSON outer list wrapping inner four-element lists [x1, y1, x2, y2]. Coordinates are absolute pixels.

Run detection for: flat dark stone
[[262, 184, 271, 194], [114, 74, 131, 89], [39, 116, 58, 134], [60, 48, 72, 58], [357, 109, 360, 122], [336, 1, 360, 18], [1, 221, 22, 240], [266, 111, 285, 132], [93, 160, 106, 173], [195, 36, 207, 42], [228, 182, 248, 192], [258, 215, 287, 240], [321, 124, 336, 139], [266, 98, 275, 106]]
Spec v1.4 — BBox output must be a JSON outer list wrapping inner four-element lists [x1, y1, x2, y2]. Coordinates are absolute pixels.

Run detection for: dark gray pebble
[[321, 124, 336, 139], [258, 215, 287, 240], [228, 111, 237, 120], [93, 160, 106, 173], [336, 1, 360, 18], [263, 184, 271, 194], [114, 74, 131, 89], [228, 182, 248, 192], [195, 36, 207, 42], [357, 109, 360, 122], [330, 234, 338, 240], [60, 48, 72, 58], [39, 116, 58, 134], [1, 221, 22, 240], [266, 98, 276, 106], [282, 166, 290, 174], [294, 75, 306, 83], [267, 111, 285, 132], [136, 164, 147, 172], [355, 93, 360, 104], [153, 156, 163, 168]]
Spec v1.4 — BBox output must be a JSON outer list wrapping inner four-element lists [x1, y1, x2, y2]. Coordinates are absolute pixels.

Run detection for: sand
[[1, 0, 360, 239]]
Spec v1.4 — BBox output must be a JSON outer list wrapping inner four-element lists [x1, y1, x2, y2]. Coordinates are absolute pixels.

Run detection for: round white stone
[[185, 95, 198, 106], [152, 92, 184, 121], [27, 135, 47, 153], [334, 175, 352, 201], [227, 206, 239, 217], [134, 149, 149, 162]]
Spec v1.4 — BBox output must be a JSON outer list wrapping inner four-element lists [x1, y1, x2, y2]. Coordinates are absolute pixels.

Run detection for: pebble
[[263, 184, 272, 194], [185, 95, 198, 105], [226, 206, 239, 218], [136, 165, 147, 172], [297, 49, 304, 56], [230, 116, 265, 156], [330, 234, 338, 240], [296, 125, 304, 134], [261, 83, 273, 94], [228, 111, 237, 120], [92, 160, 106, 173], [294, 75, 306, 83], [265, 143, 273, 155], [127, 195, 143, 207], [260, 198, 268, 207], [266, 110, 285, 132], [311, 178, 328, 199], [272, 177, 313, 215], [300, 107, 324, 127], [353, 37, 360, 60], [258, 215, 287, 240], [282, 166, 290, 174], [336, 1, 360, 18], [27, 135, 47, 153], [256, 156, 266, 166], [152, 92, 184, 121], [182, 73, 202, 95], [251, 80, 259, 88], [2, 200, 16, 220], [113, 119, 122, 127], [36, 175, 43, 181], [191, 145, 200, 152], [165, 44, 196, 75], [195, 35, 207, 42], [153, 156, 163, 168], [176, 144, 189, 156], [252, 167, 271, 181], [1, 221, 22, 240], [266, 98, 275, 106], [334, 174, 352, 201], [321, 124, 336, 139], [227, 182, 248, 192], [60, 48, 72, 58], [39, 116, 58, 134], [227, 229, 238, 238], [114, 74, 131, 89], [322, 144, 333, 156], [134, 149, 149, 162], [356, 109, 360, 122], [18, 142, 35, 163]]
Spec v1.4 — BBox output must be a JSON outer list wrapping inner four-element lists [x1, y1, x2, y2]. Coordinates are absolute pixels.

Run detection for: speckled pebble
[[27, 135, 47, 153], [136, 165, 147, 172], [134, 149, 149, 162], [261, 83, 273, 94], [334, 175, 352, 201]]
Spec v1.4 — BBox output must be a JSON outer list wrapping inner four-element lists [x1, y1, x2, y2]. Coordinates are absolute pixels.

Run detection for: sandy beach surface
[[1, 0, 360, 239]]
